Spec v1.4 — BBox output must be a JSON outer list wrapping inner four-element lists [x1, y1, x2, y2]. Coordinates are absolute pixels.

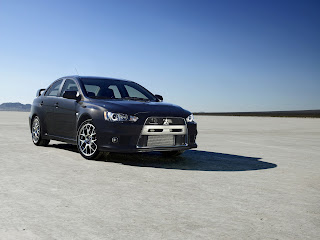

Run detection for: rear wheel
[[31, 116, 50, 146], [162, 150, 185, 157], [77, 120, 109, 160]]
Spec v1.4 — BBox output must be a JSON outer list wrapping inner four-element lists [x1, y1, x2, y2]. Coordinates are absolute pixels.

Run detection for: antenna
[[74, 67, 79, 75]]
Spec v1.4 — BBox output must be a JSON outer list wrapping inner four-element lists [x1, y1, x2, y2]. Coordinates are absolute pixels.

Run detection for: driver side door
[[54, 79, 79, 139]]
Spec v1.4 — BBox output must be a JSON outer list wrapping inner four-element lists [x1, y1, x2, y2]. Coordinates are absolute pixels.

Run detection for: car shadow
[[50, 143, 277, 172]]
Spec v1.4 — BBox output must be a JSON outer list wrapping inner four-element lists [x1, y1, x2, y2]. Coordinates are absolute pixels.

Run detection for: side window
[[124, 85, 148, 99], [45, 80, 63, 97], [60, 79, 79, 96], [108, 85, 121, 98]]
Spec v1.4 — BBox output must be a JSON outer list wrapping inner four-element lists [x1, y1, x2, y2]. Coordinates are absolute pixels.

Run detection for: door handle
[[40, 101, 44, 106], [54, 103, 59, 108]]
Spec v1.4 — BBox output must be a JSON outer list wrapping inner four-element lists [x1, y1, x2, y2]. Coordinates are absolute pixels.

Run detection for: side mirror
[[155, 94, 163, 102], [36, 89, 46, 97], [63, 91, 78, 100]]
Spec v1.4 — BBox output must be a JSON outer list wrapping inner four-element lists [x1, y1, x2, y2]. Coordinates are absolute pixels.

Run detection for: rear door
[[54, 79, 79, 139], [42, 79, 63, 135]]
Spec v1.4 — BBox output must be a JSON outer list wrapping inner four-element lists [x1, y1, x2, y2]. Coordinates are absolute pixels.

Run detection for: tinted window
[[60, 79, 79, 96], [46, 80, 63, 97], [85, 85, 100, 96], [108, 85, 121, 98], [124, 85, 148, 99], [80, 78, 156, 101]]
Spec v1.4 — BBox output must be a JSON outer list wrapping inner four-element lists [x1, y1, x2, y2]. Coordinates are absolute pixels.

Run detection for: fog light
[[111, 137, 119, 143]]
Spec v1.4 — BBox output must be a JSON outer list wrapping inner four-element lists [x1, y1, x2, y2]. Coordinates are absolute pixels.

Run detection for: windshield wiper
[[90, 96, 112, 99], [123, 97, 150, 102]]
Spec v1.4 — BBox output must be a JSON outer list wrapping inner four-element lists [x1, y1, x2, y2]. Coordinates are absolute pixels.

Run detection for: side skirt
[[44, 134, 77, 145]]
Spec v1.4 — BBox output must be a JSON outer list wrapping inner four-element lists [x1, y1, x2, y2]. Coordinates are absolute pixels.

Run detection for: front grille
[[145, 117, 185, 125], [147, 135, 175, 147], [137, 116, 188, 148]]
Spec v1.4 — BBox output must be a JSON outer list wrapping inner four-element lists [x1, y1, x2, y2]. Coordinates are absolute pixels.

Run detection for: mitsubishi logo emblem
[[163, 118, 170, 125]]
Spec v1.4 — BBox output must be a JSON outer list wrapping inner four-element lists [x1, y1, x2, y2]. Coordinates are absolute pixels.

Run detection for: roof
[[62, 75, 133, 82]]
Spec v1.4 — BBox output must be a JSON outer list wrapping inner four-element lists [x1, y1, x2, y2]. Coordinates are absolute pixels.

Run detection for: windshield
[[79, 78, 157, 101]]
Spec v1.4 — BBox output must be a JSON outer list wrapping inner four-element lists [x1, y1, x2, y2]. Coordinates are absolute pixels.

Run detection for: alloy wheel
[[78, 122, 98, 157], [32, 117, 41, 144]]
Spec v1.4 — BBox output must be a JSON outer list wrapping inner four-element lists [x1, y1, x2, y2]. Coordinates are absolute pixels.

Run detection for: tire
[[31, 116, 50, 146], [161, 150, 185, 157], [77, 120, 109, 160]]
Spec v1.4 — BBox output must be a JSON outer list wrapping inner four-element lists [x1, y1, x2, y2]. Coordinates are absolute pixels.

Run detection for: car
[[29, 76, 197, 160]]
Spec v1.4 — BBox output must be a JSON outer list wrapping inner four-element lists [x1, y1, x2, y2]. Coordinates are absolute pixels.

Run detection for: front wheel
[[31, 116, 50, 146], [77, 120, 109, 160]]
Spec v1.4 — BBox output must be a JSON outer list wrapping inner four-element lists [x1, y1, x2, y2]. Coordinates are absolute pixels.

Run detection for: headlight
[[104, 111, 139, 122], [186, 114, 194, 123]]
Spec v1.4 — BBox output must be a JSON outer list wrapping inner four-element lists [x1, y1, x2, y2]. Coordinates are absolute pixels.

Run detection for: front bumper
[[99, 144, 197, 153], [94, 119, 197, 153]]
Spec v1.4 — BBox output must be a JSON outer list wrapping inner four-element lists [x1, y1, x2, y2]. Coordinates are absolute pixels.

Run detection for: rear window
[[45, 80, 63, 97]]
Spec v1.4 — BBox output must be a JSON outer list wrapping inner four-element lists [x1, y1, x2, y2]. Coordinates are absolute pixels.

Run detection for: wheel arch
[[77, 113, 93, 130], [30, 114, 37, 132]]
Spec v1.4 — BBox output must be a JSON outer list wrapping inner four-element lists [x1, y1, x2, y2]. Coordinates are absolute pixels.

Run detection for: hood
[[89, 99, 191, 117]]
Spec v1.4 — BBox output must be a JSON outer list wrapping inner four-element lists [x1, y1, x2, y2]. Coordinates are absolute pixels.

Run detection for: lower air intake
[[147, 135, 175, 147]]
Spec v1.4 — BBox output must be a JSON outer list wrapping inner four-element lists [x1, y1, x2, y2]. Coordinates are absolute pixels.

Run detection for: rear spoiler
[[36, 89, 46, 97]]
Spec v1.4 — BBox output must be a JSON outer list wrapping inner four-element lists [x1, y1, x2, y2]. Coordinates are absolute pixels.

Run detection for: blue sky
[[0, 0, 319, 111]]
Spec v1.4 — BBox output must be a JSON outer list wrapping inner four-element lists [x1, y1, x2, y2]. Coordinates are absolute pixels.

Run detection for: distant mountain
[[193, 110, 320, 118], [0, 102, 31, 112]]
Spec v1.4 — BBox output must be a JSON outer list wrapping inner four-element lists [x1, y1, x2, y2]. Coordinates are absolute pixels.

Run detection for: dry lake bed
[[0, 112, 319, 239]]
